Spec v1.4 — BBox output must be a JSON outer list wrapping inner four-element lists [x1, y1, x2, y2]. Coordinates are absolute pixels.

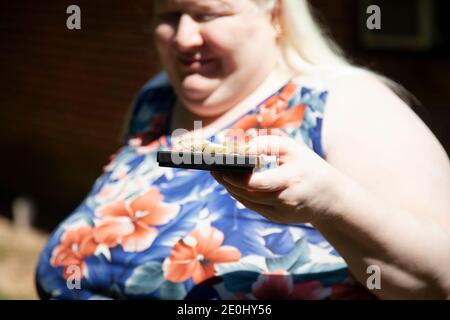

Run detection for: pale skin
[[153, 0, 450, 299]]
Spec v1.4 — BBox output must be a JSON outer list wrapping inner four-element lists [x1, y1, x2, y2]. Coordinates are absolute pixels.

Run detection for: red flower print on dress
[[163, 226, 241, 284], [50, 225, 98, 280], [95, 176, 146, 205], [127, 112, 168, 154], [249, 270, 329, 300], [129, 134, 168, 154], [226, 83, 306, 140], [93, 187, 179, 252]]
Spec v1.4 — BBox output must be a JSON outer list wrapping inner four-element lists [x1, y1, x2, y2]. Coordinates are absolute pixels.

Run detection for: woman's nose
[[174, 14, 204, 51]]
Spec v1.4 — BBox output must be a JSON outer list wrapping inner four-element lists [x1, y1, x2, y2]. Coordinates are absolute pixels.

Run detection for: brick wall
[[310, 0, 450, 149], [0, 0, 159, 228], [0, 0, 448, 230]]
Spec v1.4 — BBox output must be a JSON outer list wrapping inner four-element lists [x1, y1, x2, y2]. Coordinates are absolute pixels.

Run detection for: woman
[[36, 0, 450, 299]]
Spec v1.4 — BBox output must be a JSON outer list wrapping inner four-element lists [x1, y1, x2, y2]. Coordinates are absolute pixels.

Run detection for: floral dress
[[35, 73, 373, 300]]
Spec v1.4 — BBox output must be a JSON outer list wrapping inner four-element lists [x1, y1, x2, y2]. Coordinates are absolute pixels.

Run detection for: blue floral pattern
[[35, 73, 373, 300]]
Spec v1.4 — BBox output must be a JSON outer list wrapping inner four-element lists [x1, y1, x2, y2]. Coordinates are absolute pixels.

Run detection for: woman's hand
[[211, 135, 339, 224]]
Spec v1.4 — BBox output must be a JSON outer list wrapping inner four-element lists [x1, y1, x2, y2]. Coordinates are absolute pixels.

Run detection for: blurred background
[[0, 0, 448, 299]]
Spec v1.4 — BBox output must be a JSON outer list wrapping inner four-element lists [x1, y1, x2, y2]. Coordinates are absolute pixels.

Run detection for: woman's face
[[153, 0, 280, 118]]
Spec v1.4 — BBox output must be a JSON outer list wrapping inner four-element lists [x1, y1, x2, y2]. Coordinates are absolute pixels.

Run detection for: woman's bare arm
[[318, 72, 450, 299]]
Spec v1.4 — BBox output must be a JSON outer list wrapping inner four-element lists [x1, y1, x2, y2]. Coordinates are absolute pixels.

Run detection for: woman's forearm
[[312, 169, 450, 299]]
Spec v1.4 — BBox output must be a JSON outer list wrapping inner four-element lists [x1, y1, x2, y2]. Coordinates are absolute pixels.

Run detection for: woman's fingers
[[212, 135, 302, 191], [221, 169, 289, 192], [247, 135, 299, 157], [212, 171, 272, 195], [219, 177, 281, 206], [225, 190, 276, 221]]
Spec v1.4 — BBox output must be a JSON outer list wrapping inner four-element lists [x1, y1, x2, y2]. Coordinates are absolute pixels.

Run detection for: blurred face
[[153, 0, 280, 118]]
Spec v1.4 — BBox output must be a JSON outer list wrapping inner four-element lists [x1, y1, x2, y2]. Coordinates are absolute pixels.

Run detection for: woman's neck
[[170, 62, 296, 139]]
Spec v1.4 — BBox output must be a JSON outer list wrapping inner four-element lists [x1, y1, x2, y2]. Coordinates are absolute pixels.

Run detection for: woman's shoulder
[[295, 66, 410, 128], [292, 66, 391, 93], [123, 72, 176, 139], [317, 66, 445, 176], [320, 66, 412, 130], [287, 67, 391, 113], [291, 66, 418, 158]]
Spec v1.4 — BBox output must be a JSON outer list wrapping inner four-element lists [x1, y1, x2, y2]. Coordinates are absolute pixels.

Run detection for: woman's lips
[[178, 56, 216, 73]]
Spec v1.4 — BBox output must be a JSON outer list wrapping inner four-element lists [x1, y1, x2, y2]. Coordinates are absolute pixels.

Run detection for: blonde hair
[[261, 0, 416, 103], [279, 0, 348, 69]]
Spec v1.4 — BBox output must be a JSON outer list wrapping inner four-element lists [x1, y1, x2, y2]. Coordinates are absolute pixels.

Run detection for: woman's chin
[[177, 75, 232, 117], [180, 75, 218, 102]]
